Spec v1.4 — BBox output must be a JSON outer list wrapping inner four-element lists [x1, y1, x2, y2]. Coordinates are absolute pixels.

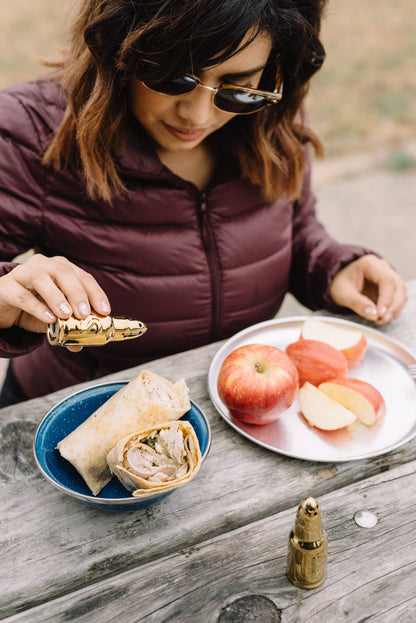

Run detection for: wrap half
[[106, 420, 201, 496], [57, 370, 190, 495]]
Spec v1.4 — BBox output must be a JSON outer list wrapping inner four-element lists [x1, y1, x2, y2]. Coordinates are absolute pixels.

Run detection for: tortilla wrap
[[57, 370, 190, 495], [106, 420, 201, 496]]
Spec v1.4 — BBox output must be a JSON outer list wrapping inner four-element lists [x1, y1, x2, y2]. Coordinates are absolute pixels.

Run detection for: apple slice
[[285, 338, 348, 387], [301, 318, 367, 368], [298, 382, 357, 430], [318, 378, 386, 426]]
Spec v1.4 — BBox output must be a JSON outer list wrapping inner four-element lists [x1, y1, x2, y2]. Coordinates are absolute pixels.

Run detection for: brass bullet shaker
[[287, 496, 327, 589], [47, 313, 147, 347]]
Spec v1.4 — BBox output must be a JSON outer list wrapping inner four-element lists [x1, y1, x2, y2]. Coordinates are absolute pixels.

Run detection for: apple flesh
[[301, 317, 367, 368], [217, 343, 299, 425], [298, 382, 357, 430], [318, 377, 386, 426], [285, 339, 348, 387]]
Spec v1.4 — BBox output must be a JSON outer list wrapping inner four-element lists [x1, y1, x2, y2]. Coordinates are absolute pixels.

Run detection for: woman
[[0, 0, 406, 405]]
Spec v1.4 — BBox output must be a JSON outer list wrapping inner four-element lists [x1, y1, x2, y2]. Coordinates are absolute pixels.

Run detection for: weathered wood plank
[[1, 281, 415, 619], [5, 458, 416, 623], [3, 368, 416, 620]]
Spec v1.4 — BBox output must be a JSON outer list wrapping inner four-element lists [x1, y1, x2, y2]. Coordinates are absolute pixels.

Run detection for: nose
[[176, 85, 215, 125]]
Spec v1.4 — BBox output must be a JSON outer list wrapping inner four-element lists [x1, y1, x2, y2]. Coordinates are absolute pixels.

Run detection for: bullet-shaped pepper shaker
[[47, 313, 147, 347], [287, 496, 327, 589]]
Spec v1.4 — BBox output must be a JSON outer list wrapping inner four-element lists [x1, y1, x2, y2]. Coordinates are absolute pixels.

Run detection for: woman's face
[[130, 31, 272, 155]]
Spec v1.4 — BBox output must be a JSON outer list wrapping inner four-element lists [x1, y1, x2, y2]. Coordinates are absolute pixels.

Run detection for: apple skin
[[285, 339, 348, 387], [318, 377, 386, 426], [217, 343, 299, 425], [339, 334, 367, 368], [298, 381, 357, 430], [301, 318, 367, 368]]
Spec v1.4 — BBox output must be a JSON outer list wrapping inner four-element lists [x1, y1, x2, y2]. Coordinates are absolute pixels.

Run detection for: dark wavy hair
[[43, 0, 326, 202]]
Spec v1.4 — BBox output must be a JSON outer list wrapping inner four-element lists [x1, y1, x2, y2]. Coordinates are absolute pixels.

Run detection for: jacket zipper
[[198, 192, 222, 342]]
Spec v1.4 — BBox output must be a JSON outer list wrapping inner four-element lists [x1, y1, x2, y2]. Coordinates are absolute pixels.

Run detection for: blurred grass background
[[0, 0, 414, 384], [1, 0, 415, 161]]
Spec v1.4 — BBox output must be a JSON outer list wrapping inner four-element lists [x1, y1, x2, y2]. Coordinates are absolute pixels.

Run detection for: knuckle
[[53, 255, 70, 264], [29, 253, 46, 263], [82, 271, 99, 287], [29, 268, 47, 283], [53, 256, 74, 272], [14, 289, 33, 307]]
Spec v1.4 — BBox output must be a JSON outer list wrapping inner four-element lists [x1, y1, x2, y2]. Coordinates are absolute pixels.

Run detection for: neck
[[156, 143, 216, 190]]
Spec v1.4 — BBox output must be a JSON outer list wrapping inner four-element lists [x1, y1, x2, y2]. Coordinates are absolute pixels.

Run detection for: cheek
[[215, 110, 237, 128], [130, 81, 171, 124]]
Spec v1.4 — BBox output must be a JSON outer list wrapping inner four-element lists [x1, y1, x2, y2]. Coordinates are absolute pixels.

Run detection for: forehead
[[204, 31, 273, 75]]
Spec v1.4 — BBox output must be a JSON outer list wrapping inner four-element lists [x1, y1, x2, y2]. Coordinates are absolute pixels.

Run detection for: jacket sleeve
[[0, 88, 48, 356], [288, 149, 377, 311]]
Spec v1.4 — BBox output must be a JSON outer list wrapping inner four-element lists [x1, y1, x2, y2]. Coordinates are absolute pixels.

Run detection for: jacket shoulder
[[0, 78, 66, 152]]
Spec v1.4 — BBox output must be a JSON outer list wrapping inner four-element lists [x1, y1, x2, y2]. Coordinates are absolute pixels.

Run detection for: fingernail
[[59, 302, 72, 316], [44, 311, 55, 322], [384, 312, 393, 322], [364, 306, 377, 317], [379, 306, 387, 316], [101, 300, 111, 314], [78, 302, 90, 318]]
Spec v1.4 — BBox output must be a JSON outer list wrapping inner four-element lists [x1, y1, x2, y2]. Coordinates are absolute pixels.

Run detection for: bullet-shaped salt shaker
[[47, 313, 147, 347], [287, 496, 327, 589]]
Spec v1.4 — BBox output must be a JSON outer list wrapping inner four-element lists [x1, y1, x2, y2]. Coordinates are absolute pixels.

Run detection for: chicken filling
[[124, 423, 189, 483], [142, 373, 187, 409]]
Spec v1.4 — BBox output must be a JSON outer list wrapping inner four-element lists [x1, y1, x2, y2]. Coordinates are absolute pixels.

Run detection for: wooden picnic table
[[1, 279, 416, 623]]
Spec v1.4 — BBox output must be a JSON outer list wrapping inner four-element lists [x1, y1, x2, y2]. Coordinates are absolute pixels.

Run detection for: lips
[[163, 123, 207, 142]]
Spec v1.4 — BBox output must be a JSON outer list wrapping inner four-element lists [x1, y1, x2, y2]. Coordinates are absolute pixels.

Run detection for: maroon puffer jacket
[[0, 79, 370, 398]]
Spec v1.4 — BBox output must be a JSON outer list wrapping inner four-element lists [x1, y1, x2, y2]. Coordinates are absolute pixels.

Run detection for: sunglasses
[[136, 60, 283, 115]]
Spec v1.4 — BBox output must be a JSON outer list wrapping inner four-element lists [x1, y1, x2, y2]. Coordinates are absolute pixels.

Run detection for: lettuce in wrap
[[106, 420, 201, 496]]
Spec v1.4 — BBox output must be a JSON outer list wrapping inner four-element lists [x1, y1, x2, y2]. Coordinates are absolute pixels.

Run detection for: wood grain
[[5, 458, 416, 622], [1, 281, 415, 620]]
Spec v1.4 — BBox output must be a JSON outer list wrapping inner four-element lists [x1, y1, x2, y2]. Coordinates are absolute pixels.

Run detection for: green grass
[[384, 151, 416, 172]]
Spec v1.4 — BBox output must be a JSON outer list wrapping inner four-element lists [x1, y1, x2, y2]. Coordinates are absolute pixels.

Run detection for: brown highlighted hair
[[43, 0, 326, 203]]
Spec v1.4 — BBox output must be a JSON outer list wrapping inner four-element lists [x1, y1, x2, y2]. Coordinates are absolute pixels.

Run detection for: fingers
[[0, 278, 56, 330], [67, 265, 111, 318], [329, 254, 407, 325], [359, 256, 407, 324], [373, 278, 407, 325], [0, 254, 111, 335], [12, 255, 111, 321], [330, 277, 379, 321]]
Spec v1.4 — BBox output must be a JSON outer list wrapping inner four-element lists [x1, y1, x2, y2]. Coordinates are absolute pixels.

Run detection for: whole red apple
[[217, 343, 299, 425]]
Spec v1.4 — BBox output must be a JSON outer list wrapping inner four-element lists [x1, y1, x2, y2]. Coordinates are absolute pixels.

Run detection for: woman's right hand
[[0, 254, 111, 333]]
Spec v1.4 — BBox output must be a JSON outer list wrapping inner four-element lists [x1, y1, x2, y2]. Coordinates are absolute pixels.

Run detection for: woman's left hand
[[329, 254, 407, 325]]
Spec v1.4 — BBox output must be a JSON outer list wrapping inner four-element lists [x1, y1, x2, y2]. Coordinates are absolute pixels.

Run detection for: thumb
[[17, 311, 49, 334], [331, 284, 378, 321]]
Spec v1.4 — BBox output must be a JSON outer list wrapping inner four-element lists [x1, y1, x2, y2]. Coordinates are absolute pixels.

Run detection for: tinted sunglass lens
[[214, 89, 267, 114], [142, 75, 197, 96]]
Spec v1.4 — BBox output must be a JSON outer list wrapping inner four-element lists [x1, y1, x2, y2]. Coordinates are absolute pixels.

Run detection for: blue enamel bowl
[[34, 381, 211, 511]]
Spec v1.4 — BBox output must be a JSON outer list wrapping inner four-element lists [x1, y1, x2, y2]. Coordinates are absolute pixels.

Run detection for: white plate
[[208, 316, 416, 462]]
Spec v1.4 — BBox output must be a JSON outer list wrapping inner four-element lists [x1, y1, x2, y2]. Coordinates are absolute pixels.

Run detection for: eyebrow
[[219, 65, 267, 80]]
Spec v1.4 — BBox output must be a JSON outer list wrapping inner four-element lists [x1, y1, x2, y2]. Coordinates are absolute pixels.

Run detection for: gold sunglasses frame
[[138, 59, 284, 115]]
